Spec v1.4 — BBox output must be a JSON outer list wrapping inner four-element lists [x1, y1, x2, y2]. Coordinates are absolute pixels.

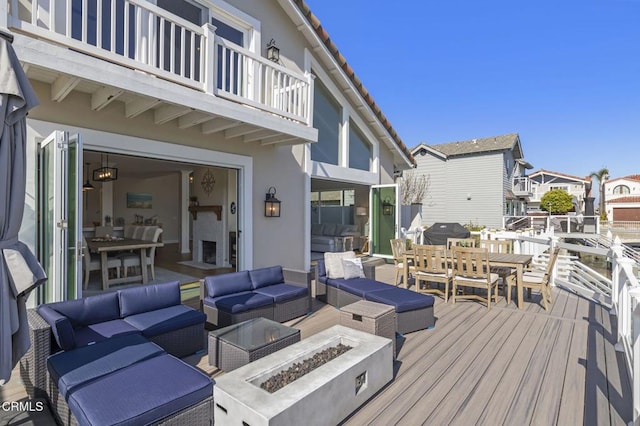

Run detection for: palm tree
[[590, 167, 609, 220]]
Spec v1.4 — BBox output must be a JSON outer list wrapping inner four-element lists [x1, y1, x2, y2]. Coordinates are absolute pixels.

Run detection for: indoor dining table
[[86, 237, 164, 290], [403, 249, 533, 309]]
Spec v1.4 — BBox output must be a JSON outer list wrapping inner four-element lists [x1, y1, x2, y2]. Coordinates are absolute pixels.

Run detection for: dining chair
[[450, 246, 500, 309], [122, 228, 163, 280], [413, 244, 453, 301], [390, 238, 414, 286], [446, 238, 476, 249], [82, 237, 121, 289], [508, 247, 560, 311], [480, 239, 515, 299]]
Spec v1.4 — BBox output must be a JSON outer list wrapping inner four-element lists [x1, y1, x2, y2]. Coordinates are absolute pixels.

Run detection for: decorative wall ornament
[[201, 168, 216, 196]]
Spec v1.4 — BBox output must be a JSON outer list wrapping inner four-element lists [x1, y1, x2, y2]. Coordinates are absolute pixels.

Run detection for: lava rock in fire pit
[[260, 343, 352, 393]]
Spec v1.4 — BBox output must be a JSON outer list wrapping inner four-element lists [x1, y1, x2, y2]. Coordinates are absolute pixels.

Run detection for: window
[[349, 120, 372, 171], [614, 185, 630, 195], [312, 81, 341, 165]]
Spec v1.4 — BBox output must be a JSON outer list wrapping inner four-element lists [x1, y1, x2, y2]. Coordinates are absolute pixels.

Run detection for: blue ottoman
[[66, 354, 213, 425], [365, 288, 435, 334]]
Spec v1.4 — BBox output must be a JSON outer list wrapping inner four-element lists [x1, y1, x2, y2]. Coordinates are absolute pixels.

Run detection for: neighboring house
[[3, 0, 414, 303], [527, 169, 592, 213], [604, 175, 640, 221], [411, 133, 532, 229]]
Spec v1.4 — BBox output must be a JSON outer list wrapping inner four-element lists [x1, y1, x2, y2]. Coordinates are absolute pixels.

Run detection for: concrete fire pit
[[214, 325, 393, 426]]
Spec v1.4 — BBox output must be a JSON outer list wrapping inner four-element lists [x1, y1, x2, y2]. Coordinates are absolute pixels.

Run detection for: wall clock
[[201, 169, 216, 196]]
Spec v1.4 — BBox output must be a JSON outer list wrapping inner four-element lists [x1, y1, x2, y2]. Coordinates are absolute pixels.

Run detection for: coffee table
[[208, 317, 301, 372]]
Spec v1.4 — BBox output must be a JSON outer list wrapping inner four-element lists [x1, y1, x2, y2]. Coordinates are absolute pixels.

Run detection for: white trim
[[27, 119, 254, 270], [205, 0, 261, 52], [310, 161, 378, 186]]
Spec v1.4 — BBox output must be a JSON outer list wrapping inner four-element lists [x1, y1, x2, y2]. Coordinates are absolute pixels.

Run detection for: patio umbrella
[[0, 32, 46, 385]]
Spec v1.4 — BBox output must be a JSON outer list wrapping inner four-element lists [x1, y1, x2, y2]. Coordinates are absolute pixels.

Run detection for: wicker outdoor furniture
[[208, 317, 301, 371], [340, 300, 397, 356]]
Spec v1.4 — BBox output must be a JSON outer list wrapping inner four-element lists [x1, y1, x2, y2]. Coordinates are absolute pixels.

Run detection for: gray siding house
[[411, 133, 532, 229]]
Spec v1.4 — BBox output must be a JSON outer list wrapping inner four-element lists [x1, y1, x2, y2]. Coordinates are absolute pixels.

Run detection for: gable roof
[[606, 174, 640, 184], [412, 133, 521, 158], [529, 169, 591, 184], [291, 0, 415, 166]]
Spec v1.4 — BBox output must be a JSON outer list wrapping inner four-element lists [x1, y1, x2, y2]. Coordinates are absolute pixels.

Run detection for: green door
[[39, 131, 82, 302], [370, 184, 399, 258]]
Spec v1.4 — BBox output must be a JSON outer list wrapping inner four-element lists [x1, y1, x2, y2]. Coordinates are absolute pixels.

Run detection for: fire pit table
[[208, 317, 301, 371]]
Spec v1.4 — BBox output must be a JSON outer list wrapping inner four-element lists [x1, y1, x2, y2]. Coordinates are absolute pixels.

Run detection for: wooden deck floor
[[0, 264, 632, 425]]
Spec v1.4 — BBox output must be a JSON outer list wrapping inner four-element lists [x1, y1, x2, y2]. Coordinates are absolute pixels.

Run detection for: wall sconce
[[382, 198, 393, 216], [93, 154, 118, 182], [82, 162, 94, 191], [264, 186, 281, 217], [466, 193, 472, 200], [266, 39, 279, 63]]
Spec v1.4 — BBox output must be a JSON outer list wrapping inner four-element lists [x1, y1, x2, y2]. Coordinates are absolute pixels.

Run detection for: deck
[[0, 264, 631, 425]]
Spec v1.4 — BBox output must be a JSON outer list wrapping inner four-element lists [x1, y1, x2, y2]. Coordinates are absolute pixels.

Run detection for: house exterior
[[410, 133, 532, 229], [604, 175, 640, 221], [527, 169, 592, 213], [2, 0, 414, 303]]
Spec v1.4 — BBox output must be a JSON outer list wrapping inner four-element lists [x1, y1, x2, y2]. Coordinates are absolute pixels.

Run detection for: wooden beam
[[225, 124, 261, 139], [260, 135, 300, 146], [51, 75, 80, 102], [201, 118, 239, 134], [178, 111, 213, 129], [243, 130, 275, 143], [91, 86, 124, 111], [154, 105, 189, 125], [125, 98, 161, 118]]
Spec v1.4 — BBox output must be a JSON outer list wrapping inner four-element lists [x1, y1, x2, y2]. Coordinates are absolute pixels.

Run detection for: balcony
[[512, 176, 534, 198], [6, 0, 314, 140]]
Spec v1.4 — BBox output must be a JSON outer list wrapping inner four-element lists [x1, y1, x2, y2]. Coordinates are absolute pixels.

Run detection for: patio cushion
[[118, 281, 181, 317], [47, 334, 164, 399], [74, 320, 140, 347], [123, 305, 205, 337], [329, 278, 393, 298], [253, 283, 308, 303], [204, 271, 252, 297], [36, 305, 76, 351], [205, 291, 273, 314], [41, 292, 120, 327], [249, 266, 285, 289], [66, 354, 212, 426], [316, 259, 326, 277], [365, 288, 435, 313]]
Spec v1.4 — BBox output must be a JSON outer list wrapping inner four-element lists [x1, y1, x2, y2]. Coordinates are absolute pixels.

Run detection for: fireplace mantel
[[189, 205, 222, 221]]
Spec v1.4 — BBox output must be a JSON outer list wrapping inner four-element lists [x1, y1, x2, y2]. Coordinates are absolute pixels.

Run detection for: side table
[[340, 300, 396, 356]]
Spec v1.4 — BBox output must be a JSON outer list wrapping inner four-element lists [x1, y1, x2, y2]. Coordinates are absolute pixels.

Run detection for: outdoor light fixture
[[266, 39, 279, 63], [382, 198, 393, 216], [93, 154, 118, 182], [264, 186, 281, 217], [82, 162, 94, 191]]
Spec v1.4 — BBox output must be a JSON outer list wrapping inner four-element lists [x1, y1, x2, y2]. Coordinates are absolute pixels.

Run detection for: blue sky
[[304, 0, 640, 179]]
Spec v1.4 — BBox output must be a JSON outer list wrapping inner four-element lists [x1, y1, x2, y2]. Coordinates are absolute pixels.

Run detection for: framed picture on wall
[[127, 192, 152, 209]]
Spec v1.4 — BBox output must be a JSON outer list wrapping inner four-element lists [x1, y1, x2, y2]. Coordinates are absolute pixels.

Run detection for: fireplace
[[202, 241, 216, 265]]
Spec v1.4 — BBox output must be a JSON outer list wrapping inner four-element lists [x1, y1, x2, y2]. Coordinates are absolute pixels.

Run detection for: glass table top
[[210, 317, 300, 352]]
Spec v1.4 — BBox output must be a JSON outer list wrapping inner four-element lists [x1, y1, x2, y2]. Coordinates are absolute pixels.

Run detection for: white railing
[[214, 38, 311, 123], [8, 0, 312, 124], [512, 176, 533, 195], [502, 214, 601, 235]]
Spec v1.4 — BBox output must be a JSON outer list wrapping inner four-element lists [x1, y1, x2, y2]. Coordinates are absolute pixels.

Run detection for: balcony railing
[[8, 0, 312, 124], [512, 176, 533, 196]]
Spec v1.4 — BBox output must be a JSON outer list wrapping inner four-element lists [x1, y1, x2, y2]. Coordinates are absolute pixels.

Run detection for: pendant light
[[82, 162, 94, 191], [93, 153, 118, 182]]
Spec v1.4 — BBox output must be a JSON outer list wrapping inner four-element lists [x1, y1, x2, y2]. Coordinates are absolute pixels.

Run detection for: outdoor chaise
[[315, 257, 435, 334], [20, 281, 213, 425], [200, 265, 311, 327]]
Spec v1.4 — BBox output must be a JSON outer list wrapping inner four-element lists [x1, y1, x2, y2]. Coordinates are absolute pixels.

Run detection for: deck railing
[[7, 0, 312, 124], [502, 214, 601, 235]]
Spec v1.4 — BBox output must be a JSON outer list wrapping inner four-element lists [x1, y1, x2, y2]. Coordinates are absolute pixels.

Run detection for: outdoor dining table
[[86, 237, 164, 290], [402, 250, 533, 310]]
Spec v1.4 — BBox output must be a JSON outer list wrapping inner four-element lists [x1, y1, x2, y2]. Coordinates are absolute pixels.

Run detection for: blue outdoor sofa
[[20, 281, 213, 426], [315, 259, 435, 334], [200, 265, 311, 327]]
